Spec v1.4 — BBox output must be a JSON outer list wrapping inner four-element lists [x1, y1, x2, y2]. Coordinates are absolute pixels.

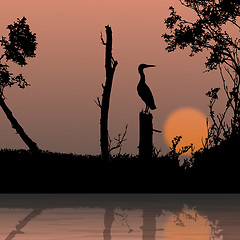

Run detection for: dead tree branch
[[100, 31, 106, 45], [94, 96, 102, 108], [109, 124, 128, 154]]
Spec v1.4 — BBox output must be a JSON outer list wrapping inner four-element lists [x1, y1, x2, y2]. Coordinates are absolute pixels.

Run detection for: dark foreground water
[[0, 194, 239, 240]]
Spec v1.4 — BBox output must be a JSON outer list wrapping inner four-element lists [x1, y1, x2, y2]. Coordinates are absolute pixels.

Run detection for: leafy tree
[[162, 0, 240, 143], [0, 17, 39, 151]]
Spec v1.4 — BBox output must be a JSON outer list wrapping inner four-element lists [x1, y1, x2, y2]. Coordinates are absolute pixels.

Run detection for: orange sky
[[0, 0, 222, 155]]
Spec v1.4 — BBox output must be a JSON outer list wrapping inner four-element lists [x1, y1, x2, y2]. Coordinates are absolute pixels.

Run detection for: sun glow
[[163, 107, 208, 154]]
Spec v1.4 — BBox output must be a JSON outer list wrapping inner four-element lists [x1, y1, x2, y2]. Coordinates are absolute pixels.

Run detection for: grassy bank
[[0, 135, 239, 193]]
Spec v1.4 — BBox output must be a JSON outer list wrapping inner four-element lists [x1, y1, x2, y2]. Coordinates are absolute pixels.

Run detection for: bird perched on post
[[137, 64, 156, 113]]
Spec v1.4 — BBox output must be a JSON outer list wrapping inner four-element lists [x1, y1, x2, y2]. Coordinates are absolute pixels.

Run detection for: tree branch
[[219, 65, 234, 109], [0, 53, 5, 61], [179, 0, 189, 8], [109, 124, 128, 154], [112, 59, 118, 72], [100, 31, 106, 45], [229, 19, 240, 30], [94, 96, 102, 108]]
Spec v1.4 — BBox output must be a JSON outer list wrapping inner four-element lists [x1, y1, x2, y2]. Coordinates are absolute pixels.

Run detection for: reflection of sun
[[163, 107, 207, 154], [164, 206, 211, 240]]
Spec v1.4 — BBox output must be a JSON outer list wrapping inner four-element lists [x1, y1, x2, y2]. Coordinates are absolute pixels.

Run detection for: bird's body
[[137, 64, 156, 112]]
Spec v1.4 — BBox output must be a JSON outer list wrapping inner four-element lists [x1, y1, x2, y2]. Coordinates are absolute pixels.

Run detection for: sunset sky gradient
[[0, 0, 223, 155]]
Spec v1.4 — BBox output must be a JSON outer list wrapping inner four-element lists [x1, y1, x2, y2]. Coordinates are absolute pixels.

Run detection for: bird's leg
[[145, 105, 149, 113]]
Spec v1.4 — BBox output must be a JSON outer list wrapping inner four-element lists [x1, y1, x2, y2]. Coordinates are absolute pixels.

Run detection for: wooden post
[[139, 111, 153, 160]]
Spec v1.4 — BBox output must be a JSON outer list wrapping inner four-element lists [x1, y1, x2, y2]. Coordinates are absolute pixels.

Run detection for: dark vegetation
[[1, 1, 240, 193], [0, 134, 239, 193]]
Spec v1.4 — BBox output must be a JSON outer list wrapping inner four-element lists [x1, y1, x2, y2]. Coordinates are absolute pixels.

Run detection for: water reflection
[[141, 208, 156, 240], [5, 209, 43, 240], [104, 208, 114, 240], [0, 194, 239, 240], [163, 205, 213, 240]]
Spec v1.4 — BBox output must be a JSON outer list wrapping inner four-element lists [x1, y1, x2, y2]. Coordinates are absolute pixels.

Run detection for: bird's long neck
[[139, 69, 145, 83]]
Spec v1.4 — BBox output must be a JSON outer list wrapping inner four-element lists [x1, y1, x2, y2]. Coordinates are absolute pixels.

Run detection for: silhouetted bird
[[137, 64, 156, 112]]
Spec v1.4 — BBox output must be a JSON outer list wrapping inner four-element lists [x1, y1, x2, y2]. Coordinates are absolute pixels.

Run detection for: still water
[[0, 194, 239, 240]]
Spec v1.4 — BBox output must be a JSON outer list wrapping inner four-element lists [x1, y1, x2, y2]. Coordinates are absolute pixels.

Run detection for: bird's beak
[[145, 64, 156, 68]]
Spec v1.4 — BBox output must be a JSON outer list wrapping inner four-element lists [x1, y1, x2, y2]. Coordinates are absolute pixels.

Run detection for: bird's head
[[138, 64, 156, 73]]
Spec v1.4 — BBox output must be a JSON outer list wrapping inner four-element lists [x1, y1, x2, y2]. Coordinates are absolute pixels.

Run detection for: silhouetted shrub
[[0, 141, 238, 193]]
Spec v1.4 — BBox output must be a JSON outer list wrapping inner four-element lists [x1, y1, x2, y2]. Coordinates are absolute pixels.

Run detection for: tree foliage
[[0, 17, 37, 97], [163, 0, 240, 146], [162, 0, 240, 72]]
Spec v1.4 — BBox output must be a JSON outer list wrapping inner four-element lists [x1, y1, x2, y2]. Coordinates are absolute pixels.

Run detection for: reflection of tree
[[114, 208, 133, 233], [103, 208, 114, 240], [112, 207, 157, 240], [140, 208, 156, 240], [5, 209, 42, 240], [170, 205, 223, 240], [174, 207, 198, 227], [210, 220, 223, 240], [114, 207, 159, 240]]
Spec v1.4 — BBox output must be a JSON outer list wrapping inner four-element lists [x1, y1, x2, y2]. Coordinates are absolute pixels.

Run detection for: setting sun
[[163, 107, 207, 154]]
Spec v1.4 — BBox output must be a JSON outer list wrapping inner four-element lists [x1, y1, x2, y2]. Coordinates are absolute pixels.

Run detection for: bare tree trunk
[[0, 96, 39, 152], [100, 25, 118, 162]]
